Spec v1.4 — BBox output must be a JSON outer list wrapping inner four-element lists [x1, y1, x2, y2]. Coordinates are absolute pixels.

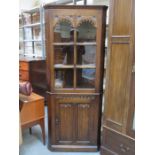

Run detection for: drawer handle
[[19, 74, 22, 77]]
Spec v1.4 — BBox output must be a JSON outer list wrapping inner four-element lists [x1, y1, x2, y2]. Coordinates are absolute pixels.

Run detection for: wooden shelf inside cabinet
[[76, 65, 96, 69], [54, 64, 74, 69], [76, 42, 97, 45], [53, 42, 74, 46]]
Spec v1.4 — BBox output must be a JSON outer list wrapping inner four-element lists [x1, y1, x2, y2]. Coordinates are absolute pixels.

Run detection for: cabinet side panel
[[105, 44, 130, 131]]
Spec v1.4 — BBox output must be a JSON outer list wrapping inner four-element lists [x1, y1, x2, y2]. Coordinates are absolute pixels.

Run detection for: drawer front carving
[[19, 70, 29, 81], [55, 95, 96, 103], [102, 127, 135, 155], [19, 62, 29, 71]]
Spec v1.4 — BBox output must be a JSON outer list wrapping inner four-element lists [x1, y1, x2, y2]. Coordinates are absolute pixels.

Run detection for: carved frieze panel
[[56, 95, 96, 103], [53, 15, 75, 28], [76, 16, 97, 28]]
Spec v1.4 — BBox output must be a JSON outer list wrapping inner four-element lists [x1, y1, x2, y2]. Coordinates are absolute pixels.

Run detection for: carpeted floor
[[19, 106, 100, 155]]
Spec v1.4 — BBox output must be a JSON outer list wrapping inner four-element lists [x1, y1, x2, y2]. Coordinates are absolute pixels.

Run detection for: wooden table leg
[[39, 118, 45, 145]]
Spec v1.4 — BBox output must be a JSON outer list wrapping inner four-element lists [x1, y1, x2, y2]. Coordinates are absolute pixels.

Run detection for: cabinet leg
[[39, 118, 45, 145]]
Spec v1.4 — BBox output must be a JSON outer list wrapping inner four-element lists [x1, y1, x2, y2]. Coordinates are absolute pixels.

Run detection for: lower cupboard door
[[55, 103, 75, 144], [55, 102, 99, 145], [76, 103, 98, 145]]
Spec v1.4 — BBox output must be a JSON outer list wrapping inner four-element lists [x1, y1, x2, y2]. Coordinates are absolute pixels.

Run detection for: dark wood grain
[[100, 0, 135, 154], [44, 5, 107, 151]]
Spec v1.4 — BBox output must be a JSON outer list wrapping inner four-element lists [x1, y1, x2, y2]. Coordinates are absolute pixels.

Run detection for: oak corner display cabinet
[[44, 5, 107, 152]]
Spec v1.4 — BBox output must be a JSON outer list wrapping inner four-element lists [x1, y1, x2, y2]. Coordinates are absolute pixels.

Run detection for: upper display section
[[44, 6, 107, 93]]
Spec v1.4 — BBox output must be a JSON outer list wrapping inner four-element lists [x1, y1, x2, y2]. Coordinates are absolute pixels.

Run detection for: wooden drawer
[[19, 61, 29, 71], [102, 127, 135, 155], [19, 70, 29, 81]]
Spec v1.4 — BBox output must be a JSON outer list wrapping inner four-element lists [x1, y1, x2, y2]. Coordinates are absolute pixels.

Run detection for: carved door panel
[[55, 103, 75, 144], [76, 101, 99, 145], [54, 95, 99, 145]]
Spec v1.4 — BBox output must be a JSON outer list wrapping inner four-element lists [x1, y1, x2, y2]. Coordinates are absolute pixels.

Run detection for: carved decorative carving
[[76, 16, 97, 28], [78, 104, 90, 108], [53, 15, 74, 28], [56, 95, 95, 103], [53, 15, 97, 29], [56, 95, 95, 100], [60, 104, 72, 108]]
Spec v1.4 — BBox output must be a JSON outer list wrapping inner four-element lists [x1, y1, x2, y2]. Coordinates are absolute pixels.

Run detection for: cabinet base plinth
[[48, 144, 98, 152]]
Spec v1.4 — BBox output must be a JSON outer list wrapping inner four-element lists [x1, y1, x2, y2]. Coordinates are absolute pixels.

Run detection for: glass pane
[[19, 17, 22, 27], [54, 20, 73, 42], [32, 12, 40, 23], [77, 69, 95, 88], [24, 28, 32, 40], [33, 27, 41, 40], [77, 21, 96, 42], [19, 29, 23, 41], [77, 45, 96, 65], [25, 42, 33, 54], [34, 42, 42, 56], [23, 14, 31, 25], [54, 46, 74, 65], [19, 42, 24, 55], [55, 69, 73, 88]]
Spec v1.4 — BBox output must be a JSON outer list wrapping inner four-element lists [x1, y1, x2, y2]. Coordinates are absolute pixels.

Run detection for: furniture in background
[[19, 92, 45, 145], [19, 5, 45, 58], [100, 0, 135, 154], [19, 56, 47, 99], [44, 5, 107, 152]]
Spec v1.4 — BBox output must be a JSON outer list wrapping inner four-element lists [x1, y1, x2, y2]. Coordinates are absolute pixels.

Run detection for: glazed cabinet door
[[45, 7, 106, 93]]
